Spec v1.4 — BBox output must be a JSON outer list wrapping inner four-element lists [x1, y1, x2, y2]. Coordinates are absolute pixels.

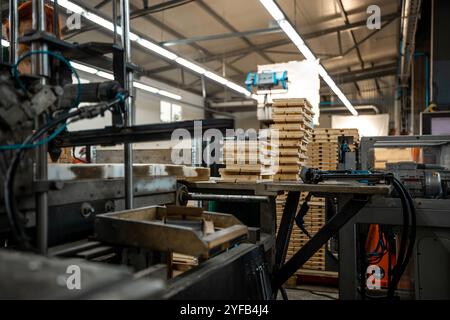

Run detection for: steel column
[[32, 0, 50, 255], [120, 0, 134, 209], [8, 0, 18, 64]]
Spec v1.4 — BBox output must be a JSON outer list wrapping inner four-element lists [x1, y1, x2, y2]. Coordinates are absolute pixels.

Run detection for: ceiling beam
[[197, 12, 400, 64], [160, 27, 282, 46], [129, 4, 245, 77], [195, 0, 274, 64], [328, 63, 398, 85]]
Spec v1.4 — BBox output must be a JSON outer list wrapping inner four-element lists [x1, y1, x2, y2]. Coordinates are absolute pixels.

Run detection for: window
[[160, 100, 182, 122]]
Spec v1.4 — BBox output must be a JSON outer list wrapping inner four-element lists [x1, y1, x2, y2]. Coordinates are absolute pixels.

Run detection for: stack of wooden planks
[[276, 193, 326, 278], [171, 253, 199, 277], [292, 128, 360, 274], [269, 98, 315, 283], [307, 128, 359, 171], [270, 98, 314, 181], [280, 128, 361, 282], [219, 139, 274, 183]]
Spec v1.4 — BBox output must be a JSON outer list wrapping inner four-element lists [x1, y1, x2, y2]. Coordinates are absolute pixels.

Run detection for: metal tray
[[94, 206, 248, 258]]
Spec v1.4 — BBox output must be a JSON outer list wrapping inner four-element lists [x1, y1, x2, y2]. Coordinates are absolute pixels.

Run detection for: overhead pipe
[[320, 105, 381, 114], [209, 100, 257, 108]]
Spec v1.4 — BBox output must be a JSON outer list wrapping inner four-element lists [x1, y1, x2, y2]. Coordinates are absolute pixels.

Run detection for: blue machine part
[[245, 71, 288, 92], [350, 170, 372, 184]]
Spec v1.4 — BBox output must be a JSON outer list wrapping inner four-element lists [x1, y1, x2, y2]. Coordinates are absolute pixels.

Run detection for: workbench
[[185, 179, 392, 294]]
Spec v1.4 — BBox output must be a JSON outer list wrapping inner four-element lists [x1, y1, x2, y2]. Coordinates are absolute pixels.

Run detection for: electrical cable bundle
[[3, 96, 125, 249], [1, 49, 126, 250], [362, 176, 416, 300], [387, 177, 417, 299]]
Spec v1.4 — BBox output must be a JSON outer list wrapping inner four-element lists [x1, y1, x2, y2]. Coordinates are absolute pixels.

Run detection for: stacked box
[[219, 139, 275, 183], [277, 128, 361, 275], [270, 98, 314, 181], [307, 128, 359, 170], [275, 192, 325, 272], [294, 128, 360, 272]]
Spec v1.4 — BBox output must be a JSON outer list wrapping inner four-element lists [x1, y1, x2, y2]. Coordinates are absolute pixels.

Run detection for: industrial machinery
[[245, 70, 288, 92], [0, 0, 271, 300], [338, 135, 450, 299]]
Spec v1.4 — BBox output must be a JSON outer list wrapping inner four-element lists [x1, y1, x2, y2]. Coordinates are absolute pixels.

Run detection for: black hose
[[390, 178, 416, 297], [4, 109, 83, 248], [387, 178, 416, 299], [280, 287, 289, 301], [4, 96, 124, 248]]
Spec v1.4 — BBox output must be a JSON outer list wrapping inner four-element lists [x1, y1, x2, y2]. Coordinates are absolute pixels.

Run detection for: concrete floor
[[278, 285, 339, 300]]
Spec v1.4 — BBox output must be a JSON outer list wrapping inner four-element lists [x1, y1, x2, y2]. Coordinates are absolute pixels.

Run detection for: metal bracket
[[272, 193, 370, 291]]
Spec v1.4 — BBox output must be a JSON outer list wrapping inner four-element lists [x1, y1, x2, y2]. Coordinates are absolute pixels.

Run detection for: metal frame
[[272, 192, 370, 291], [59, 0, 400, 102], [359, 135, 450, 170], [339, 197, 450, 299], [54, 118, 234, 147]]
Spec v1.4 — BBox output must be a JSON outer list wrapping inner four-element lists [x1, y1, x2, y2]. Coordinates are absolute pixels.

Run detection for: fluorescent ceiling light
[[133, 81, 159, 94], [52, 0, 251, 98], [227, 82, 251, 97], [70, 61, 97, 74], [136, 38, 178, 60], [55, 0, 84, 15], [259, 0, 358, 116], [175, 57, 206, 74], [318, 66, 358, 116], [158, 90, 182, 100], [96, 71, 115, 80], [0, 34, 184, 102], [259, 0, 285, 20], [204, 71, 228, 85], [278, 20, 303, 47], [129, 32, 140, 42]]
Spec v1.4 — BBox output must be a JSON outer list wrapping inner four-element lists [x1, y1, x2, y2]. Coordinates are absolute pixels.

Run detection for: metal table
[[185, 179, 392, 292]]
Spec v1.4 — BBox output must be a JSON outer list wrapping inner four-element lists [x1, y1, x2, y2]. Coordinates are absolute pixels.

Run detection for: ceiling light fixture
[[50, 0, 252, 97], [259, 0, 358, 116]]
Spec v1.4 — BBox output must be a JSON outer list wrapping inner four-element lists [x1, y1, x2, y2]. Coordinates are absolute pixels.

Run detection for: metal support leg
[[274, 191, 300, 271], [338, 216, 359, 299], [272, 195, 369, 291], [260, 196, 277, 268]]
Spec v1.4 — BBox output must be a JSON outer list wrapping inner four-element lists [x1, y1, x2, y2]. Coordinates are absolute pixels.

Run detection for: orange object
[[365, 224, 396, 289], [4, 1, 60, 38]]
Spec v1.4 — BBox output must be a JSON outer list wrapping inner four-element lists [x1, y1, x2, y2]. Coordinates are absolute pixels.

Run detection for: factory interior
[[0, 0, 449, 302]]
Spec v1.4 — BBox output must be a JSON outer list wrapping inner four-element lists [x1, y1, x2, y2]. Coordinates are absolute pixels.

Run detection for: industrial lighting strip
[[0, 36, 183, 100], [259, 0, 358, 116], [70, 61, 182, 100], [48, 0, 252, 98]]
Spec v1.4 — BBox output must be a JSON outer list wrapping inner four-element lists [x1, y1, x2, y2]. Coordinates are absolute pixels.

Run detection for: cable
[[0, 123, 67, 150], [11, 50, 82, 109], [4, 97, 125, 247], [279, 287, 289, 301], [4, 115, 77, 248], [388, 178, 416, 299]]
